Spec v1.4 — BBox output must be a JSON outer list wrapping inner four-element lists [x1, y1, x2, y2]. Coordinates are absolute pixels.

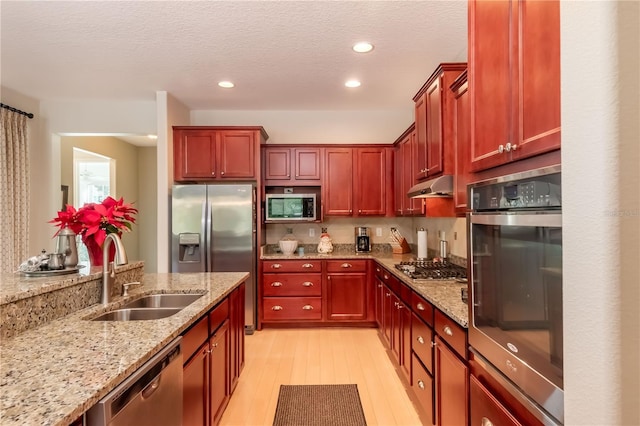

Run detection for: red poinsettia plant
[[50, 196, 138, 247]]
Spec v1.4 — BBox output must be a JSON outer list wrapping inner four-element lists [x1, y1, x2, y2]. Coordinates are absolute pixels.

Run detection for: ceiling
[[1, 1, 467, 113]]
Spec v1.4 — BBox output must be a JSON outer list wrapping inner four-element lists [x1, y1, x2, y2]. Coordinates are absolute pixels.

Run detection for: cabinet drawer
[[209, 298, 229, 334], [412, 313, 433, 374], [411, 353, 435, 425], [470, 375, 523, 426], [435, 309, 467, 358], [263, 297, 322, 321], [182, 315, 208, 362], [263, 260, 322, 273], [411, 293, 434, 327], [262, 273, 322, 296], [326, 259, 368, 273]]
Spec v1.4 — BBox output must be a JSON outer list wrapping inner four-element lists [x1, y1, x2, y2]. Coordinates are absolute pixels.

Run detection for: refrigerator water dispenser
[[178, 233, 201, 263]]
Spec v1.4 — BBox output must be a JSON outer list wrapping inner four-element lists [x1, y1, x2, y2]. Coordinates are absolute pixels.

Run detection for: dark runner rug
[[273, 384, 367, 426]]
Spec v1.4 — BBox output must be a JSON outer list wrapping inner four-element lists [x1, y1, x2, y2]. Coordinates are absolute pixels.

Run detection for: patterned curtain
[[0, 108, 30, 273]]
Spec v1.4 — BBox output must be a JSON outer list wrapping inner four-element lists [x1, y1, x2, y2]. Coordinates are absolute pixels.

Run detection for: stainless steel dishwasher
[[86, 337, 183, 426]]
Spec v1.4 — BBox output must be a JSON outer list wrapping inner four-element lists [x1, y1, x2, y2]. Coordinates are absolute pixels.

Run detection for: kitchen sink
[[89, 293, 204, 321], [120, 293, 204, 309], [91, 308, 183, 321]]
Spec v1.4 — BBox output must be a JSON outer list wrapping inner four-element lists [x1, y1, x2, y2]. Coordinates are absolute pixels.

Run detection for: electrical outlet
[[309, 228, 315, 237], [391, 227, 397, 232], [376, 227, 382, 237], [454, 232, 457, 240], [286, 228, 293, 234], [284, 187, 293, 194], [321, 227, 327, 233]]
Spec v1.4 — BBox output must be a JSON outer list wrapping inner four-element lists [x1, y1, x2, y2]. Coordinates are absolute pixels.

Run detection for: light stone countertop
[[262, 250, 469, 327], [0, 272, 248, 426]]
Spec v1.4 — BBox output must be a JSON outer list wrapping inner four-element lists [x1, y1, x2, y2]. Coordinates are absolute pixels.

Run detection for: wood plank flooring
[[220, 328, 422, 426]]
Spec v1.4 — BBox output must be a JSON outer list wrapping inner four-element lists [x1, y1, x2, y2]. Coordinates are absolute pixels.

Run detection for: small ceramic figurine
[[317, 232, 334, 254]]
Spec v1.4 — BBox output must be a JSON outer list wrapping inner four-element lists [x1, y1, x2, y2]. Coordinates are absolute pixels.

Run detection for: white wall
[[562, 1, 639, 425], [191, 109, 413, 144]]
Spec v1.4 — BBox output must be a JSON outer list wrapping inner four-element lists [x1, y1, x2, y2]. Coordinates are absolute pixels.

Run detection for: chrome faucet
[[101, 233, 128, 305]]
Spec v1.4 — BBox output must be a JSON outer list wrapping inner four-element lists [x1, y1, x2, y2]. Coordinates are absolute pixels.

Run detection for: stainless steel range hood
[[407, 175, 453, 198]]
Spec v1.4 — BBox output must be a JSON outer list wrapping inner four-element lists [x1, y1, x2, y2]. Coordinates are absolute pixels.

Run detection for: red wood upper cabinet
[[469, 0, 560, 172], [393, 125, 423, 217], [450, 70, 471, 216], [323, 148, 353, 215], [413, 63, 467, 181], [263, 146, 322, 184], [173, 126, 268, 182]]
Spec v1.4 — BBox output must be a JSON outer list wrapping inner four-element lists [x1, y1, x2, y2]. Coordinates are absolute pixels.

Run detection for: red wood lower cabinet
[[470, 375, 522, 426], [435, 335, 469, 426], [183, 343, 209, 426], [210, 320, 230, 426], [412, 353, 435, 426]]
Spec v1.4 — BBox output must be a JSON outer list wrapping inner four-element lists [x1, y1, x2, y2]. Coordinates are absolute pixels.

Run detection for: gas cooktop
[[395, 260, 467, 281]]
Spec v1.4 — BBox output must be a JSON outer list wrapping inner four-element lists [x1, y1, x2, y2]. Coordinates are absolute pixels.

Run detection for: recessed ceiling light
[[147, 134, 158, 140], [218, 81, 234, 88], [345, 80, 361, 88], [352, 42, 374, 53]]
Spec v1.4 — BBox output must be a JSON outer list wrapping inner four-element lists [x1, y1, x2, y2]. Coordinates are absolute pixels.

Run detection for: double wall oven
[[468, 165, 563, 425]]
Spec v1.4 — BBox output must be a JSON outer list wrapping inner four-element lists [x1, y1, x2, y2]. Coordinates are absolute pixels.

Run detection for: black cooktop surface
[[395, 260, 467, 281]]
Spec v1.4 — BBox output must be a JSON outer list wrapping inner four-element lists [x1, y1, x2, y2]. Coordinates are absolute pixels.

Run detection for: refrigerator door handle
[[203, 199, 211, 272]]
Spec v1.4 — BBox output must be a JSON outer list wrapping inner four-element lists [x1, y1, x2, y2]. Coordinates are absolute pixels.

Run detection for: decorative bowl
[[278, 239, 299, 256]]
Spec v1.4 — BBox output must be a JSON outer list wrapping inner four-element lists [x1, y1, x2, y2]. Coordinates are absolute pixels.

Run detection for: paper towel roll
[[417, 230, 428, 259]]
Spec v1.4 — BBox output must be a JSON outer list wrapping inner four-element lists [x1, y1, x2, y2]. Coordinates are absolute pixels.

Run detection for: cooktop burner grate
[[394, 260, 467, 281]]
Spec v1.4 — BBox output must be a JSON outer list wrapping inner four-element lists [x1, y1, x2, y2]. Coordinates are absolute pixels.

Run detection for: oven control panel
[[471, 170, 561, 210]]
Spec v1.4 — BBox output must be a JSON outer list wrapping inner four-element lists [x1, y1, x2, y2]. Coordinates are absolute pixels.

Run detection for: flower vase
[[84, 237, 116, 267]]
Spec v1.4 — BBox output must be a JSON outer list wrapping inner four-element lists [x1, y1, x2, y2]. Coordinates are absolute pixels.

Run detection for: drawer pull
[[341, 263, 352, 268], [481, 417, 494, 426], [271, 264, 282, 269], [302, 305, 314, 310], [385, 292, 391, 297], [431, 341, 437, 348], [377, 284, 382, 288], [394, 301, 399, 307], [301, 281, 314, 287], [383, 274, 389, 280], [397, 303, 404, 310], [416, 303, 426, 311], [376, 267, 380, 272], [417, 380, 425, 390], [417, 336, 425, 345], [302, 263, 314, 268], [443, 325, 453, 336], [271, 281, 283, 287], [271, 305, 283, 311]]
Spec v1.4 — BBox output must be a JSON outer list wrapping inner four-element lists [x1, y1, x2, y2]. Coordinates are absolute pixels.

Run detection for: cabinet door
[[469, 0, 514, 171], [425, 76, 444, 177], [264, 148, 291, 180], [229, 285, 245, 393], [354, 147, 387, 216], [394, 143, 403, 216], [217, 130, 256, 178], [326, 273, 367, 321], [391, 292, 401, 363], [294, 148, 322, 180], [406, 131, 423, 215], [183, 344, 209, 426], [176, 130, 217, 179], [323, 148, 353, 215], [399, 299, 412, 381], [470, 375, 523, 426], [514, 0, 561, 161], [374, 276, 384, 328], [382, 285, 393, 348], [452, 72, 471, 215], [412, 354, 436, 426], [435, 336, 469, 426], [209, 320, 230, 426], [414, 93, 428, 181]]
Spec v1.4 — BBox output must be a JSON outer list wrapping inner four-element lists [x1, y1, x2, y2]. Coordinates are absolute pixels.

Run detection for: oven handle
[[469, 213, 562, 227]]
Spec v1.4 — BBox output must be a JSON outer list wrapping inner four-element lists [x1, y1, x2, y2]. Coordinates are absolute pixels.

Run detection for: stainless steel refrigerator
[[171, 184, 257, 333]]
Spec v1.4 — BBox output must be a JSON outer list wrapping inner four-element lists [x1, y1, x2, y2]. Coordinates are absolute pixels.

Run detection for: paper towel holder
[[417, 228, 428, 260]]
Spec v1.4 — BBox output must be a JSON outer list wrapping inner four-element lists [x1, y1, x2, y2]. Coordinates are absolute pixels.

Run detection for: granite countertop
[[0, 272, 248, 426], [261, 249, 469, 327]]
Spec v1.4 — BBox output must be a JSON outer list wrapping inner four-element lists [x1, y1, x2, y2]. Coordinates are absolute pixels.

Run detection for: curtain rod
[[0, 103, 34, 119]]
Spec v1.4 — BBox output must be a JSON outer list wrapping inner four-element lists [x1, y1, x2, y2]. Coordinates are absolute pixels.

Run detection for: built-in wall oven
[[468, 165, 563, 425]]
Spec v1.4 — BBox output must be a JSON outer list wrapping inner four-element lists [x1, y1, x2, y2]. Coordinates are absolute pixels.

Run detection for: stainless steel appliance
[[265, 193, 316, 222], [171, 184, 257, 333], [468, 165, 563, 425], [395, 260, 467, 280], [86, 337, 183, 426], [355, 227, 371, 252]]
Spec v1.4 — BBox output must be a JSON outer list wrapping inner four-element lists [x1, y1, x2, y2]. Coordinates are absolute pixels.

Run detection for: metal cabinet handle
[[418, 380, 425, 390], [271, 264, 282, 269], [376, 267, 380, 272], [416, 303, 426, 311], [341, 263, 352, 268], [498, 144, 504, 153], [271, 281, 283, 287], [385, 292, 391, 297], [397, 303, 404, 310], [302, 305, 314, 310], [212, 171, 216, 176], [481, 417, 494, 426], [443, 325, 453, 336], [431, 341, 437, 348], [302, 263, 314, 268], [377, 284, 383, 288], [301, 281, 313, 287], [394, 301, 399, 307], [383, 274, 389, 280], [221, 171, 225, 176], [417, 336, 425, 345], [213, 343, 218, 348], [271, 305, 283, 311]]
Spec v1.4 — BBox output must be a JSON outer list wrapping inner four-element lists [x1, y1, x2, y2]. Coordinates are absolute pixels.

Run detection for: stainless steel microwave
[[265, 194, 316, 222]]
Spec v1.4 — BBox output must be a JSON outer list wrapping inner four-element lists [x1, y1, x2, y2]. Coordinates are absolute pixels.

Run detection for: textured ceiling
[[1, 1, 467, 111]]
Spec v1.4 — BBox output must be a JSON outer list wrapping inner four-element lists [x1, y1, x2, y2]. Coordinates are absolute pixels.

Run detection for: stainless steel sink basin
[[91, 308, 183, 321], [120, 293, 204, 309]]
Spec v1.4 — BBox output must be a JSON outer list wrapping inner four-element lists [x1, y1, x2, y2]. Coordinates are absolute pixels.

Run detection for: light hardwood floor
[[220, 328, 423, 426]]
